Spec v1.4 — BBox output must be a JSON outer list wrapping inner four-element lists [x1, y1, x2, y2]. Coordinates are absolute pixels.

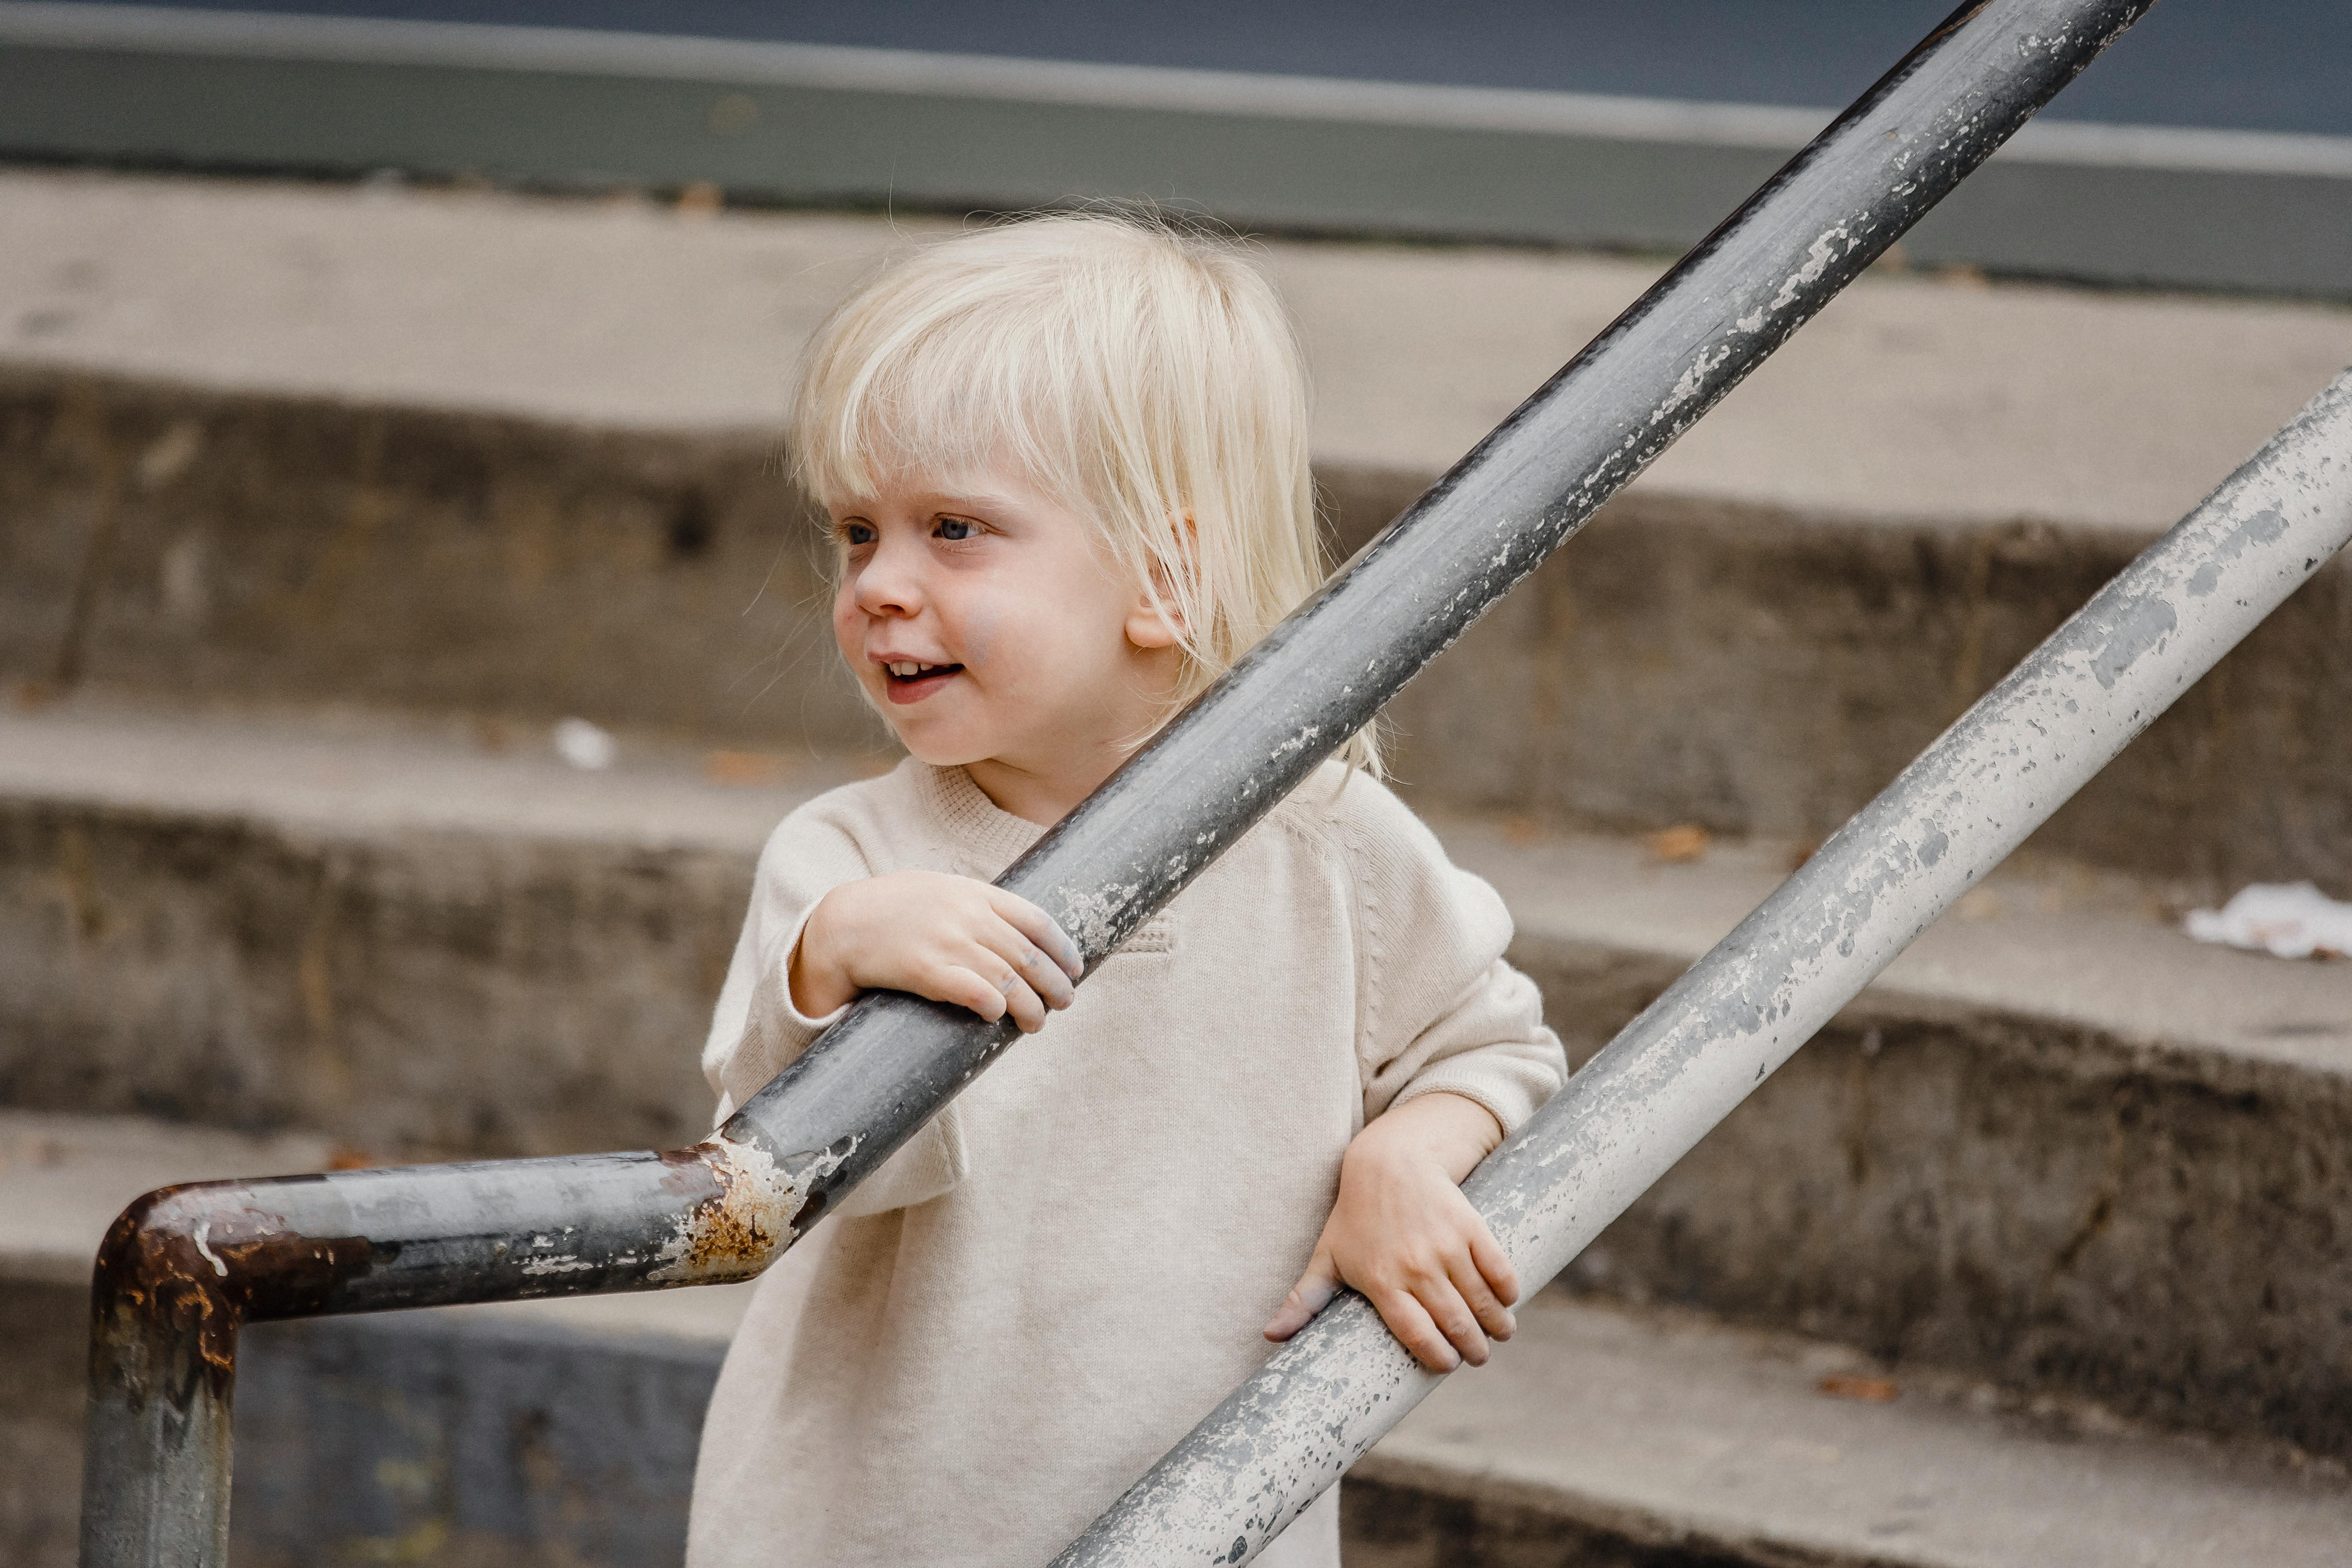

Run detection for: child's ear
[[1125, 585, 1183, 651], [1127, 518, 1191, 651]]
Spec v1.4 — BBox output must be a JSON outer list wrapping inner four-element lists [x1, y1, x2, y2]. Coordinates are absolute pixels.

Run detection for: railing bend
[[82, 3, 2160, 1562]]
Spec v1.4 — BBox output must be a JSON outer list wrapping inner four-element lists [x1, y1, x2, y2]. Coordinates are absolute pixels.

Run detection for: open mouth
[[879, 659, 964, 704]]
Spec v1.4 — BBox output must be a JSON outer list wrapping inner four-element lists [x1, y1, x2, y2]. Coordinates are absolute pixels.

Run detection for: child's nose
[[851, 541, 925, 616]]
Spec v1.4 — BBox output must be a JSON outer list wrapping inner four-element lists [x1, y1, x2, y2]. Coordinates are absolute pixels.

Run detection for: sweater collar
[[916, 762, 1049, 870]]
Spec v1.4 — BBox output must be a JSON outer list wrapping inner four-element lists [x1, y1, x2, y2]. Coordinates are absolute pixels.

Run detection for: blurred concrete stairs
[[5, 167, 2352, 1566]]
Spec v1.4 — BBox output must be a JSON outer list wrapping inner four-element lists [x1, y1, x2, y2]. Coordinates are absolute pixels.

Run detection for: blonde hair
[[789, 211, 1374, 771]]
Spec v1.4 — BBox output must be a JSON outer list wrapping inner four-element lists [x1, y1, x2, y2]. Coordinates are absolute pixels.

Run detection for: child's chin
[[889, 728, 991, 769]]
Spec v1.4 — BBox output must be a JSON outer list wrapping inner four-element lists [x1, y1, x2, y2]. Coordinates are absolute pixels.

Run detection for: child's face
[[828, 466, 1181, 815]]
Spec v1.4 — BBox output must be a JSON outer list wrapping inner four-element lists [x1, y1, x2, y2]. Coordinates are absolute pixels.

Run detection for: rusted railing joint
[[76, 1136, 806, 1566]]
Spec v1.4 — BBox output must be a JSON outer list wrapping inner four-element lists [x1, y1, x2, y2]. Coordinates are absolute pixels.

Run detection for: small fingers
[[1467, 1225, 1521, 1310], [1371, 1288, 1460, 1372], [1415, 1272, 1492, 1367], [970, 909, 1076, 1014], [938, 967, 1010, 1024], [942, 944, 1051, 1031], [1448, 1250, 1517, 1345], [990, 891, 1085, 981], [986, 964, 1050, 1033], [996, 927, 1077, 1011]]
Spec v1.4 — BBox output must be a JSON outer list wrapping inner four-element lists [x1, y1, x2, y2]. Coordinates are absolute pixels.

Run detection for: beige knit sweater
[[686, 759, 1565, 1568]]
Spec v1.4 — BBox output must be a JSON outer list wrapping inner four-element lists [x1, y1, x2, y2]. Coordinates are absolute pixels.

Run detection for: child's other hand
[[791, 872, 1084, 1033], [1262, 1092, 1517, 1372]]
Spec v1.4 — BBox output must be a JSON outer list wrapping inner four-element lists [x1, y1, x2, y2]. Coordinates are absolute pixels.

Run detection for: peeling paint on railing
[[1053, 370, 2352, 1568], [652, 1134, 848, 1284]]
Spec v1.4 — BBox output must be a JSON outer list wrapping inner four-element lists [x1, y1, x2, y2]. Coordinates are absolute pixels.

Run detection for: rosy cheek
[[832, 584, 865, 657], [961, 600, 998, 669]]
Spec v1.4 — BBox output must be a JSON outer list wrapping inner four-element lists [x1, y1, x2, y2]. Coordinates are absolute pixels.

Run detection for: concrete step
[[1354, 1292, 2352, 1568], [6, 170, 2352, 885], [1441, 810, 2352, 1465], [9, 1114, 2348, 1567], [5, 702, 2349, 1461], [0, 699, 872, 1153]]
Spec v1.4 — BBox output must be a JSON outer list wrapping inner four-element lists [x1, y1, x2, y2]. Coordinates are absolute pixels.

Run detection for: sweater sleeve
[[704, 808, 867, 1123], [702, 787, 969, 1218], [1334, 777, 1569, 1134]]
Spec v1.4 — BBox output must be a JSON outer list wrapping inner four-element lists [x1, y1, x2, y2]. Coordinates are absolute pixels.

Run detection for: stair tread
[[0, 1109, 343, 1283], [8, 701, 2347, 1088], [1368, 1291, 2352, 1567], [1437, 811, 2352, 1081], [7, 168, 2350, 534], [0, 701, 857, 851]]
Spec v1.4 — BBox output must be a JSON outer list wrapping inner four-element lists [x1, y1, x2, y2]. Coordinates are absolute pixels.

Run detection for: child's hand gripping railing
[[1054, 368, 2352, 1566], [78, 4, 2157, 1561]]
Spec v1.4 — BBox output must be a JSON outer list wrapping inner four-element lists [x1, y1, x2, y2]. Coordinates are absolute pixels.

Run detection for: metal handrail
[[1056, 368, 2352, 1565], [79, 2, 2154, 1561]]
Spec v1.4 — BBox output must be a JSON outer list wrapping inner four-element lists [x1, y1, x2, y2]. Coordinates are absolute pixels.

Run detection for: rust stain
[[1922, 3, 1991, 48], [650, 1138, 821, 1285], [89, 1182, 374, 1406]]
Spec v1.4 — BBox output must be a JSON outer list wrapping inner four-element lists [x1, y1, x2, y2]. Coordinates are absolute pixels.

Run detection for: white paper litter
[[2184, 882, 2352, 960], [552, 717, 618, 771]]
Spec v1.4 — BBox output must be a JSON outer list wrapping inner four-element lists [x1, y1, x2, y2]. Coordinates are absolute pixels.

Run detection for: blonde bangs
[[789, 212, 1376, 771]]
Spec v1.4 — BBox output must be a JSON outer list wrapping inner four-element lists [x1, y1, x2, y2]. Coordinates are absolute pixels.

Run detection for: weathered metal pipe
[[78, 1138, 789, 1567], [80, 2, 2152, 1559], [1052, 371, 2352, 1568]]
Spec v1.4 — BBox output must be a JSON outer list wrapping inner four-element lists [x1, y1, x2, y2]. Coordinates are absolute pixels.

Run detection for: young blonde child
[[687, 214, 1566, 1568]]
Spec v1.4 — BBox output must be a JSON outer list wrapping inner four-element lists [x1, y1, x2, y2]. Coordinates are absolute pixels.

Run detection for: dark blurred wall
[[67, 0, 2352, 137]]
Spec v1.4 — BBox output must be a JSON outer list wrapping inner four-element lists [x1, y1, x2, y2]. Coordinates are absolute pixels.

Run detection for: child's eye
[[935, 516, 981, 542], [838, 520, 876, 547]]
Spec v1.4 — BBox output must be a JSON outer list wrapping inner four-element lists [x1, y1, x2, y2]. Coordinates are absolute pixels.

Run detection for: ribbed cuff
[[1389, 1074, 1541, 1138], [770, 896, 855, 1036]]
